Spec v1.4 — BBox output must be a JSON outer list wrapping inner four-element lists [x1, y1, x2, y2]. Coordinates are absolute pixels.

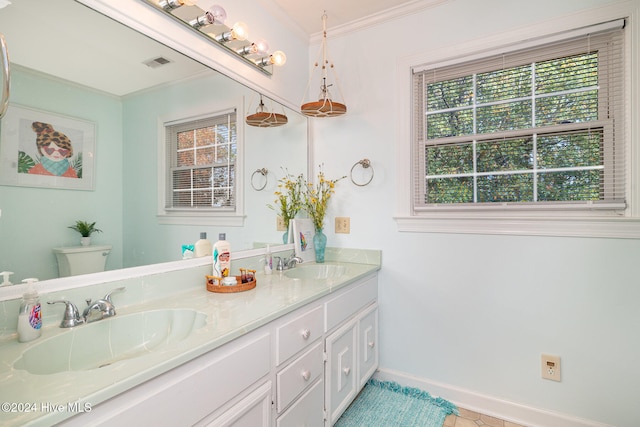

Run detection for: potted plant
[[68, 220, 102, 246]]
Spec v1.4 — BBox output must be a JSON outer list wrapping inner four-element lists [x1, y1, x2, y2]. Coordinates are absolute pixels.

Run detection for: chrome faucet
[[48, 300, 84, 328], [285, 254, 304, 269], [275, 252, 304, 270], [82, 287, 125, 323]]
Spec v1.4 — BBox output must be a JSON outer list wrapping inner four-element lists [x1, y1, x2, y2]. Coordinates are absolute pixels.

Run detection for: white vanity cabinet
[[59, 272, 378, 427], [324, 283, 379, 427], [59, 332, 273, 426]]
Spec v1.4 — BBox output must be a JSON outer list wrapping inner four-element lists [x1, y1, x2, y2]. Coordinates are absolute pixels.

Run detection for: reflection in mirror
[[0, 0, 308, 285]]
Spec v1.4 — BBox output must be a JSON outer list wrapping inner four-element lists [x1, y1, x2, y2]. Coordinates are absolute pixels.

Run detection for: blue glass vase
[[282, 228, 289, 244], [313, 228, 327, 263]]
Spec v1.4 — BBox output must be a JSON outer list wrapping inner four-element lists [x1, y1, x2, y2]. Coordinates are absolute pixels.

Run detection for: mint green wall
[[121, 72, 307, 268], [0, 68, 123, 282]]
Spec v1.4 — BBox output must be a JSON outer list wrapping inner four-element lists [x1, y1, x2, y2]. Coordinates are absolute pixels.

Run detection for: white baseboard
[[374, 368, 613, 427]]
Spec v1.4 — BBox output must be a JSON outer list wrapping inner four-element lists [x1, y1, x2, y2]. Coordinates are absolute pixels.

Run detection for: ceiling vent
[[143, 56, 172, 69]]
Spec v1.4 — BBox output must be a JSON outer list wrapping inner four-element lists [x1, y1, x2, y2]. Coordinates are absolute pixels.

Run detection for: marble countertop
[[0, 259, 380, 426]]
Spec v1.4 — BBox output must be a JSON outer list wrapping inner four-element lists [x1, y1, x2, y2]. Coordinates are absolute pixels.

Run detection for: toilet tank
[[52, 245, 112, 277]]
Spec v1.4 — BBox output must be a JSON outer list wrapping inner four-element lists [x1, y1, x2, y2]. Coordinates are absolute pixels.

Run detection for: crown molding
[[310, 0, 451, 44]]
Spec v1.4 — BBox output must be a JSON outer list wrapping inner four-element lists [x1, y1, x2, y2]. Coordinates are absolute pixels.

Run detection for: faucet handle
[[104, 286, 125, 303], [273, 256, 284, 271], [48, 300, 84, 328]]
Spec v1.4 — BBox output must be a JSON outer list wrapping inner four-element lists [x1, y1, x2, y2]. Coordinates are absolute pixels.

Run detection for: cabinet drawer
[[276, 305, 323, 365], [202, 381, 272, 427], [277, 379, 324, 427], [276, 342, 323, 412], [325, 275, 377, 332]]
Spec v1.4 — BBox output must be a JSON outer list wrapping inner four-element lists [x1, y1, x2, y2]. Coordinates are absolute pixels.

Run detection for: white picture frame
[[0, 104, 96, 190], [291, 218, 316, 263]]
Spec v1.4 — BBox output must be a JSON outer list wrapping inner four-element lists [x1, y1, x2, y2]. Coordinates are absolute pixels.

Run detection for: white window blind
[[412, 20, 625, 212], [165, 110, 237, 211]]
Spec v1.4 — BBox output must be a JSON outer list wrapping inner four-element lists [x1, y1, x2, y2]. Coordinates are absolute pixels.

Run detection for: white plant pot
[[80, 237, 91, 246]]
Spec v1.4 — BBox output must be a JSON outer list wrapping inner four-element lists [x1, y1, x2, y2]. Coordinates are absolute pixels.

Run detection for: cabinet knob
[[301, 329, 311, 340], [368, 341, 375, 348], [302, 370, 311, 381], [343, 367, 351, 376]]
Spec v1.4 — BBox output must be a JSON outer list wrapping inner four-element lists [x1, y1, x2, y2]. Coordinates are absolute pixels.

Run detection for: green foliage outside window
[[423, 52, 604, 205]]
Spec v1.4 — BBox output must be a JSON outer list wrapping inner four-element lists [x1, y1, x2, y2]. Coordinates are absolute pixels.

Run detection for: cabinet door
[[325, 319, 357, 425], [277, 380, 324, 427], [204, 381, 272, 427], [358, 304, 378, 389]]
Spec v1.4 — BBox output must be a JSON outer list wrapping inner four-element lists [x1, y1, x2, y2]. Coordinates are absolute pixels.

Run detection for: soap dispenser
[[0, 271, 13, 287], [17, 278, 42, 343]]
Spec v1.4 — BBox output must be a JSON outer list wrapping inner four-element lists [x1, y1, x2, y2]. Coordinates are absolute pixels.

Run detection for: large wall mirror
[[0, 0, 308, 284]]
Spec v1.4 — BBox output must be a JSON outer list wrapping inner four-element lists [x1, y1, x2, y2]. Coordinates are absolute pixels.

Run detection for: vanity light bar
[[143, 1, 286, 75]]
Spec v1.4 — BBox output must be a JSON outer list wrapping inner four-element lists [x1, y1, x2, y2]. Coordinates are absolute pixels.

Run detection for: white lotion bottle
[[194, 232, 212, 257], [213, 233, 231, 278], [17, 278, 42, 343]]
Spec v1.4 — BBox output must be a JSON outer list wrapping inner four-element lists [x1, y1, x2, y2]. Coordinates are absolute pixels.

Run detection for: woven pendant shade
[[300, 13, 346, 118], [300, 98, 347, 117], [246, 96, 288, 127], [246, 111, 288, 127]]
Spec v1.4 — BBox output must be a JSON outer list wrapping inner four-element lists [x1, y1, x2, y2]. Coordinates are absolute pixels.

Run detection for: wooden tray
[[206, 275, 256, 293]]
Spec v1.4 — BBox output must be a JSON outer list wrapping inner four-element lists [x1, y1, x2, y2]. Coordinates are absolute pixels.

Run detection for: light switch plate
[[335, 217, 350, 234]]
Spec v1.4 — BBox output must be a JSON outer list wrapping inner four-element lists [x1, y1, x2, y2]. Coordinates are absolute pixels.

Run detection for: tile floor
[[444, 407, 527, 427]]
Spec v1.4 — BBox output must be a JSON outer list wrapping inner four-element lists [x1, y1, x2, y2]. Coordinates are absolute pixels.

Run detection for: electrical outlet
[[541, 354, 561, 381], [276, 216, 286, 231], [335, 217, 350, 234]]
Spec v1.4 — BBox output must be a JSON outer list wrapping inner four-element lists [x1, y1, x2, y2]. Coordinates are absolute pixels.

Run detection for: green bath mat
[[335, 379, 458, 427]]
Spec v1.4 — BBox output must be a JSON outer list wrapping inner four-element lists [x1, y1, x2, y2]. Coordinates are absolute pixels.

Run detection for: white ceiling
[[268, 0, 425, 35]]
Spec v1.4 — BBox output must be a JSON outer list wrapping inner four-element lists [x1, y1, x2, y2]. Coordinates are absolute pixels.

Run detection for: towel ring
[[251, 168, 268, 191], [350, 159, 374, 187]]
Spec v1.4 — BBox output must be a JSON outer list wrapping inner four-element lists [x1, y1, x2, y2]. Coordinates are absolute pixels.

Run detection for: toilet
[[52, 245, 112, 277]]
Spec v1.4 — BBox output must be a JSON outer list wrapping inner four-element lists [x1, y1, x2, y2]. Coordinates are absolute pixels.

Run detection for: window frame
[[157, 101, 245, 226], [394, 10, 640, 238]]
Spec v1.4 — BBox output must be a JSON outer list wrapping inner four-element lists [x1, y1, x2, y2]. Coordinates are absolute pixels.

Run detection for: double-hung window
[[164, 110, 237, 215], [412, 21, 626, 214]]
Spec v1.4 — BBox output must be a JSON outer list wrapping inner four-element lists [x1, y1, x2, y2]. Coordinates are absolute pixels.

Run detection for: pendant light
[[246, 95, 288, 128], [300, 13, 347, 117]]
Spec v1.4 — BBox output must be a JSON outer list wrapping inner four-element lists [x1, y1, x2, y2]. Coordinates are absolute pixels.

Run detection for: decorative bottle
[[194, 232, 212, 257], [17, 279, 42, 343], [213, 233, 231, 278]]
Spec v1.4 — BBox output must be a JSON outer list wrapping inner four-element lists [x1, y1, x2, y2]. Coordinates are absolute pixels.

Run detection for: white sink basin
[[284, 264, 347, 280], [14, 309, 207, 375]]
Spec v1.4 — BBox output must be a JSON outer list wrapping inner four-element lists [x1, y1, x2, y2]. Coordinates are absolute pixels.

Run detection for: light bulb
[[252, 39, 269, 55], [237, 39, 270, 56], [206, 5, 226, 25], [190, 5, 226, 28], [270, 50, 287, 66], [230, 22, 249, 41]]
